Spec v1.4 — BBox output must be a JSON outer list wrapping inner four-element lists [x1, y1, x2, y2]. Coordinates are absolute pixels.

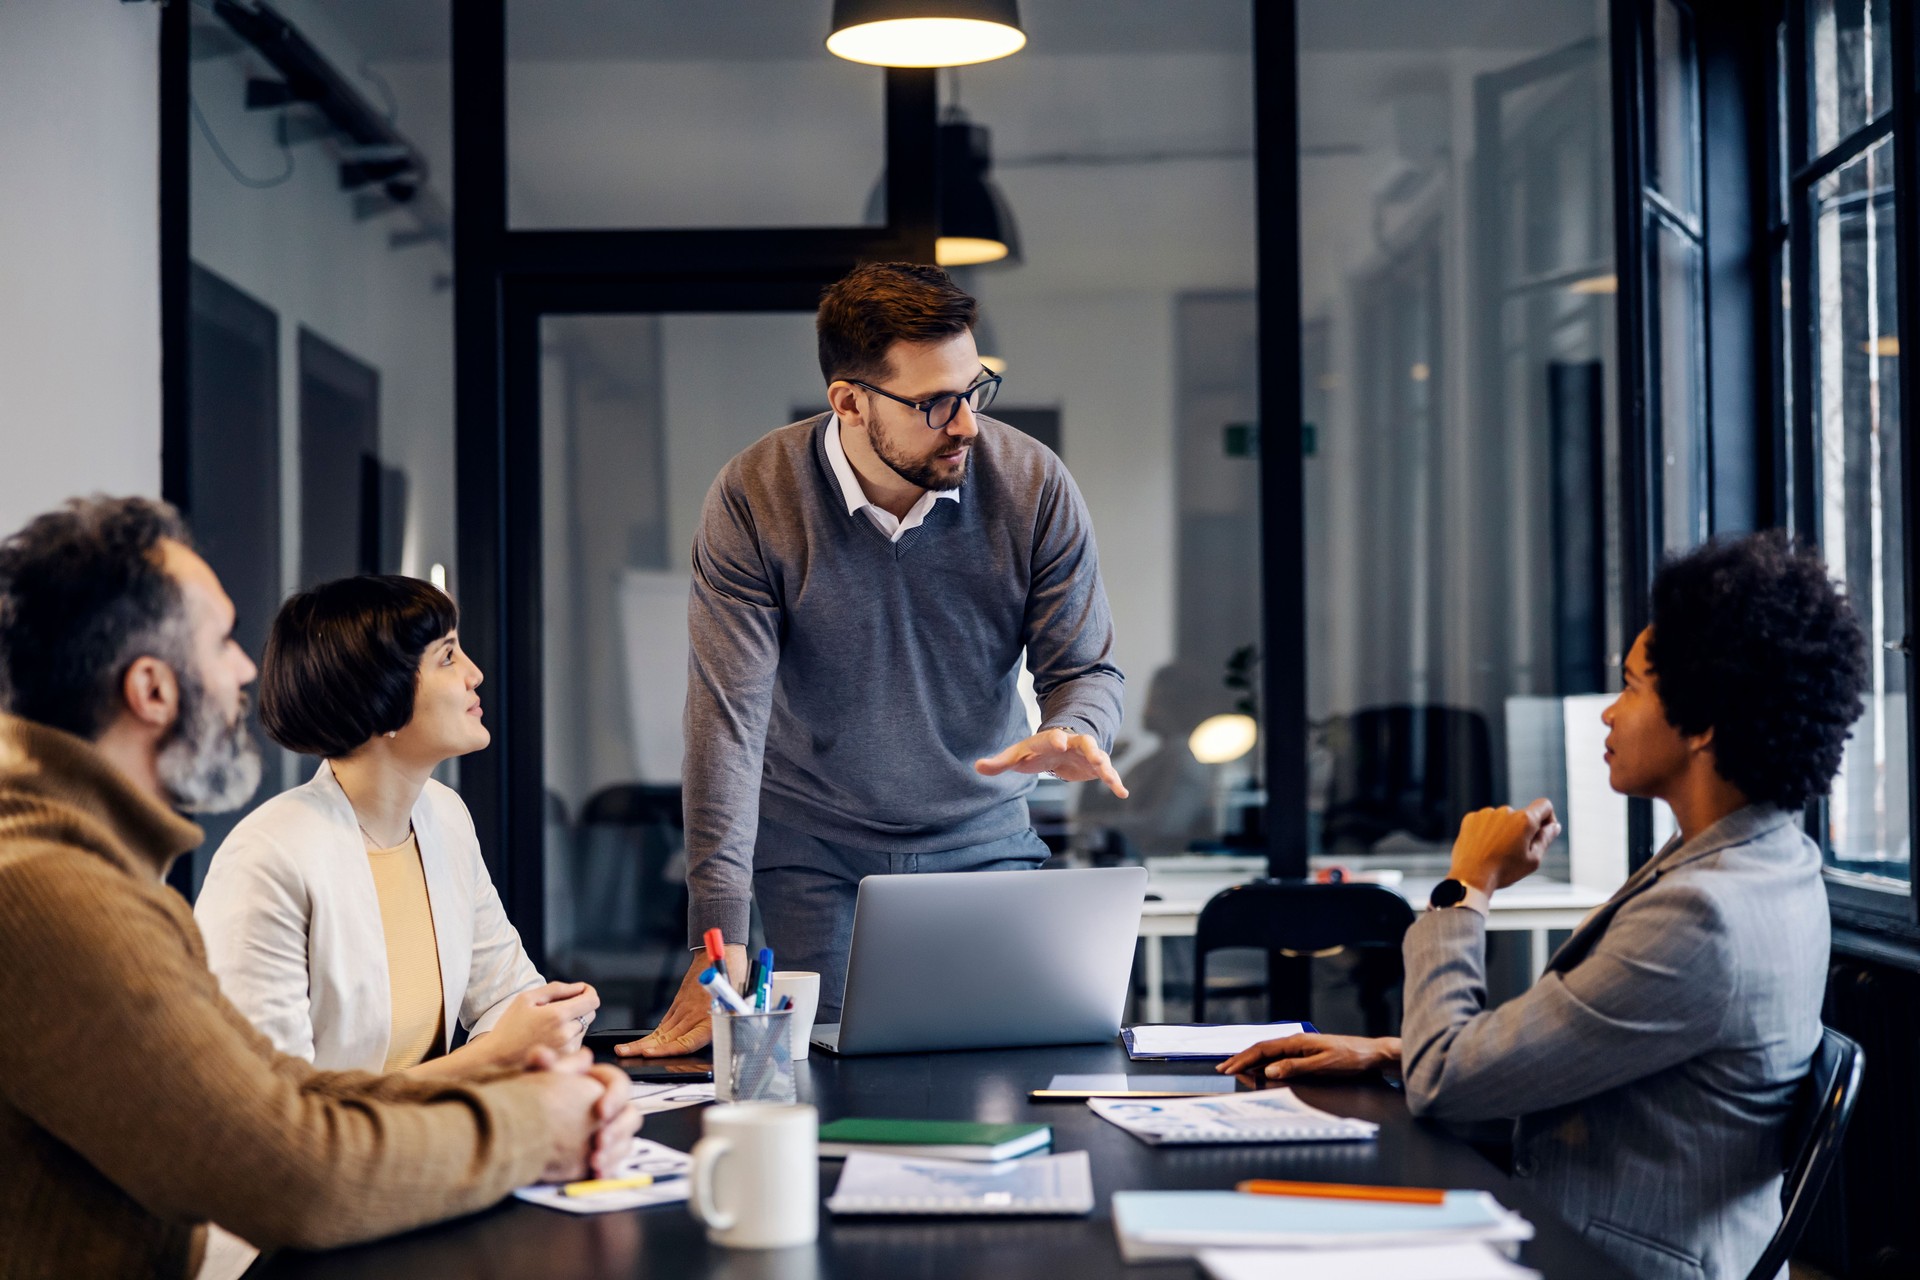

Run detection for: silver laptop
[[811, 865, 1148, 1056]]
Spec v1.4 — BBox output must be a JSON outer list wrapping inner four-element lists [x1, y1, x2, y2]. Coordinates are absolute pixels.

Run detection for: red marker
[[704, 927, 726, 967]]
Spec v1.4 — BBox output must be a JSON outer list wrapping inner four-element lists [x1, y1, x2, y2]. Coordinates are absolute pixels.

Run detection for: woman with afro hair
[[1222, 531, 1868, 1280]]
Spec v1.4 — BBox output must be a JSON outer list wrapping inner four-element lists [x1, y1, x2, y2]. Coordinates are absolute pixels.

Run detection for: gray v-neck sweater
[[683, 414, 1126, 943]]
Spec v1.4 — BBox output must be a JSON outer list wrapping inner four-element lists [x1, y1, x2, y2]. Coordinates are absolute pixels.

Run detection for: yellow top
[[367, 833, 445, 1072]]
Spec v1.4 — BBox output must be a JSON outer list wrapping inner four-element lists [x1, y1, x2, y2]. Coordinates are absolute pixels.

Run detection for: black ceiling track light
[[212, 0, 426, 204]]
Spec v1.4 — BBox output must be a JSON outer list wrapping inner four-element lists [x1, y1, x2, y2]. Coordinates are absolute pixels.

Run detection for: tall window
[[1299, 1, 1623, 880], [1638, 0, 1711, 555], [1776, 0, 1913, 899]]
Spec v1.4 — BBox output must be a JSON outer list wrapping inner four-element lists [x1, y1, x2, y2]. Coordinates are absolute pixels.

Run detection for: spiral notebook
[[1089, 1087, 1379, 1145], [825, 1150, 1095, 1216]]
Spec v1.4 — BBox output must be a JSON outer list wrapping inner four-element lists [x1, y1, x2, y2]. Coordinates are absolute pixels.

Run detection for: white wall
[[0, 2, 161, 538], [662, 314, 825, 560], [985, 291, 1179, 740]]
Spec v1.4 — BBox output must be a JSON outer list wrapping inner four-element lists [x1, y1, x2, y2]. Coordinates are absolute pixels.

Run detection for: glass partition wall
[[1298, 1, 1627, 893], [179, 0, 456, 889], [517, 3, 1260, 1023]]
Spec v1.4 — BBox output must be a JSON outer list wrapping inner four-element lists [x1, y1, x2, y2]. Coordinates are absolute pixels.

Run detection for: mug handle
[[687, 1135, 735, 1231]]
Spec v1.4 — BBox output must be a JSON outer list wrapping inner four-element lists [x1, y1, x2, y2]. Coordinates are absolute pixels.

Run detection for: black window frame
[[1770, 0, 1920, 941]]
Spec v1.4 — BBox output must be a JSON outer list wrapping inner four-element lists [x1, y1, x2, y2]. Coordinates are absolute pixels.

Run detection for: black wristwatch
[[1428, 878, 1470, 909]]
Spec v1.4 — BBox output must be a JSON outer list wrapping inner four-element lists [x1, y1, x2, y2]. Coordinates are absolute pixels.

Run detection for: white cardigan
[[195, 761, 543, 1072]]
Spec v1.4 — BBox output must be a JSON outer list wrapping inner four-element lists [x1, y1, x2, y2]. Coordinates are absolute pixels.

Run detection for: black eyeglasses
[[848, 369, 1001, 430]]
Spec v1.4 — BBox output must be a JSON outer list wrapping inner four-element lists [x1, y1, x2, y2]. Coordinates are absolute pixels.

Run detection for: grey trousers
[[752, 815, 1049, 1021]]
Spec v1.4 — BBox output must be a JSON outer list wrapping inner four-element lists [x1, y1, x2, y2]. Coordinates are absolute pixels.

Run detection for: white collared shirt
[[823, 414, 960, 541]]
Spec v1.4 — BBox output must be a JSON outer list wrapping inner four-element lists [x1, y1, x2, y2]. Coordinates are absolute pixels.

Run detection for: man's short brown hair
[[816, 262, 978, 384]]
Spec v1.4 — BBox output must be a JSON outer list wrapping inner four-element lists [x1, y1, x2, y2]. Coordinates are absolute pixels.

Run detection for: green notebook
[[817, 1118, 1052, 1162]]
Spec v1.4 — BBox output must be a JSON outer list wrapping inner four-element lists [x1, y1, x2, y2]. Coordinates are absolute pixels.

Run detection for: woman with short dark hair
[[196, 575, 598, 1076]]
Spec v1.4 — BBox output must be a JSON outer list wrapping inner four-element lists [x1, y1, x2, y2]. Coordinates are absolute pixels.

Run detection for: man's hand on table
[[976, 728, 1129, 799], [615, 944, 749, 1057], [1218, 1033, 1403, 1082], [525, 1046, 643, 1181], [1448, 798, 1562, 898]]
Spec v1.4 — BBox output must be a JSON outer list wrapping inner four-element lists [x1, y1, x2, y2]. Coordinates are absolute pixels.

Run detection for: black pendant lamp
[[935, 116, 1020, 266], [860, 109, 1021, 267], [828, 0, 1026, 68]]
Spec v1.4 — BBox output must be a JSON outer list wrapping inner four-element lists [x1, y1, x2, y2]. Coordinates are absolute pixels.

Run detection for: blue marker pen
[[700, 966, 753, 1015], [755, 947, 774, 1011]]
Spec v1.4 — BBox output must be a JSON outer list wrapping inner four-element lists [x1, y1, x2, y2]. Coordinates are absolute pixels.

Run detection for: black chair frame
[[1193, 880, 1416, 1032], [1744, 1025, 1864, 1280]]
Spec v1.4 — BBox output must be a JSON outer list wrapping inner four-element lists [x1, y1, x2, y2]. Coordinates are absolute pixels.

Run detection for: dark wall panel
[[298, 328, 381, 589], [184, 264, 281, 888]]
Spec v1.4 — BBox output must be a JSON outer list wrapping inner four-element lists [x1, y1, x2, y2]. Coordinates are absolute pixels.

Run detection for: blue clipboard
[[1120, 1022, 1319, 1061]]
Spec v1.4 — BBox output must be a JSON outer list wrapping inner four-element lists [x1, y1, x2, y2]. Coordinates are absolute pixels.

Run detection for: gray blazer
[[1400, 805, 1828, 1280]]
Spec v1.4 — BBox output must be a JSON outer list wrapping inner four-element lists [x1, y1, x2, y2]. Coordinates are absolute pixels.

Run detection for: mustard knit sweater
[[0, 715, 554, 1278]]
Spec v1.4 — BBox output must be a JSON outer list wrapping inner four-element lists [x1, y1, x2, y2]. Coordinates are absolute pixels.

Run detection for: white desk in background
[[1135, 856, 1611, 1024]]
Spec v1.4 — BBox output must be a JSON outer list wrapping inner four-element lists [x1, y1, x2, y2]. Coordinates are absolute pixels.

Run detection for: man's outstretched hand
[[976, 728, 1128, 799]]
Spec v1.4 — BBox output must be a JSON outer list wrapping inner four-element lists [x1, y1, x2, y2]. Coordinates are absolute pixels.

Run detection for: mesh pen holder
[[711, 1008, 796, 1104]]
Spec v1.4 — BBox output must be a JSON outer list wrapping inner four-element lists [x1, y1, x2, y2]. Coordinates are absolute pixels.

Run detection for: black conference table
[[252, 1042, 1629, 1279]]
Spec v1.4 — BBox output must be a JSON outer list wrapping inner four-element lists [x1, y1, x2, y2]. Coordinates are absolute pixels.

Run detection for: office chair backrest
[[581, 783, 684, 829], [1193, 880, 1416, 1027], [573, 783, 687, 946], [1743, 1026, 1864, 1280]]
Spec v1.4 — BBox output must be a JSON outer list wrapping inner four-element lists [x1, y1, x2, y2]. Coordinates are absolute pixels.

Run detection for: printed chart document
[[826, 1150, 1094, 1216], [1091, 1088, 1379, 1145], [514, 1138, 692, 1215], [1112, 1190, 1534, 1261], [1199, 1243, 1540, 1279], [1123, 1022, 1311, 1060]]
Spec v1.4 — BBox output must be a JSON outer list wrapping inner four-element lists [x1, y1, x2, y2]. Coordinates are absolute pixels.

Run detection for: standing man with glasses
[[622, 262, 1129, 1056]]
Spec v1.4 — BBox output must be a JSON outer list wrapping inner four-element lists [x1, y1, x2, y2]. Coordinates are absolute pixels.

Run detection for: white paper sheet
[[1128, 1023, 1307, 1057], [1563, 692, 1628, 892], [1200, 1244, 1538, 1280], [513, 1138, 692, 1215], [628, 1081, 716, 1114]]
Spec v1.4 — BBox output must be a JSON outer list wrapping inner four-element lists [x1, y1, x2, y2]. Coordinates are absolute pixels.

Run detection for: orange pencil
[[1234, 1180, 1447, 1205]]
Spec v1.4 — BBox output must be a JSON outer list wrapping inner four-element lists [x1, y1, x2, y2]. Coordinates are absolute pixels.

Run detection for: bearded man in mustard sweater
[[0, 496, 641, 1279]]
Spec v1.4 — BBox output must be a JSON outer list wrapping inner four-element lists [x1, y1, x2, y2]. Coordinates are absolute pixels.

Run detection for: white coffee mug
[[768, 971, 821, 1061], [688, 1104, 818, 1249]]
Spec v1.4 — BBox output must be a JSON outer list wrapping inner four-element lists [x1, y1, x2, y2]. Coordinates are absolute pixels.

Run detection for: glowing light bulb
[[1189, 714, 1258, 765]]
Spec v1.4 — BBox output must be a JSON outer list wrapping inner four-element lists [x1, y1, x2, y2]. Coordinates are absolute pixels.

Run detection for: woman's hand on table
[[1218, 1033, 1402, 1082], [478, 980, 602, 1067]]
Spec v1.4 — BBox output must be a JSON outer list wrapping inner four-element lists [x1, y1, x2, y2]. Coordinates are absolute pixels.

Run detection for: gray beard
[[156, 675, 263, 814], [868, 418, 968, 493]]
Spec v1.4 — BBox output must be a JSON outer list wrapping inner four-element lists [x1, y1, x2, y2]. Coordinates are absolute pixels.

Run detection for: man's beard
[[868, 419, 968, 492], [155, 669, 263, 814]]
